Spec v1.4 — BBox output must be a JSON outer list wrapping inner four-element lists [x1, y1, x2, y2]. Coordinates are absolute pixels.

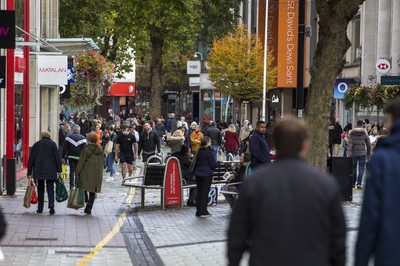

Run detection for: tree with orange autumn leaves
[[208, 25, 277, 106]]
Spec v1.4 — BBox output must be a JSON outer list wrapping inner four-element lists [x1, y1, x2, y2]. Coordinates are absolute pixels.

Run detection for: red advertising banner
[[164, 157, 182, 207]]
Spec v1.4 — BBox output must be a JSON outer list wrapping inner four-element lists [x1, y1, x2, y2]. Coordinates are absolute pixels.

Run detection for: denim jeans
[[211, 145, 218, 161], [352, 156, 366, 187], [106, 152, 115, 177]]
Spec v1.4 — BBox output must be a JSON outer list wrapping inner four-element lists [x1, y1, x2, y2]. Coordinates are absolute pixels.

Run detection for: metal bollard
[[6, 158, 16, 196]]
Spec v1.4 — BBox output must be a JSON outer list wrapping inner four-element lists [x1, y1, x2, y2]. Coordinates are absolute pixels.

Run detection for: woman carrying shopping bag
[[76, 132, 104, 215]]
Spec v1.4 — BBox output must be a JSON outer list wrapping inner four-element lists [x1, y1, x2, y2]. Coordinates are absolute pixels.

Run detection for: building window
[[351, 15, 361, 63]]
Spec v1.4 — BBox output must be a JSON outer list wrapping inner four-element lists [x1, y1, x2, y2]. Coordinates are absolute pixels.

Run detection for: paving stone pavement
[[0, 150, 364, 266]]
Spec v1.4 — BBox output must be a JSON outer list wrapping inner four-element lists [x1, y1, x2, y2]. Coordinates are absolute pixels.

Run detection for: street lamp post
[[262, 0, 269, 122], [194, 52, 203, 61]]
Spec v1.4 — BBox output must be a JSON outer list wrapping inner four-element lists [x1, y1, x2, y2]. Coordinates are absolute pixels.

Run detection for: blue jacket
[[355, 121, 400, 266], [249, 131, 270, 165], [194, 147, 219, 177]]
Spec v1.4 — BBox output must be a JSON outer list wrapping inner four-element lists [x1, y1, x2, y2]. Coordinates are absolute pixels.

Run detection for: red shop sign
[[163, 157, 183, 208]]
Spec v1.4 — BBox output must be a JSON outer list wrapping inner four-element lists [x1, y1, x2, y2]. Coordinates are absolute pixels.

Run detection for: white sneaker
[[105, 178, 111, 182]]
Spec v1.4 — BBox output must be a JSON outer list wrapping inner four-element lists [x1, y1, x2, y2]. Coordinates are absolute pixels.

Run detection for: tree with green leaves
[[59, 0, 137, 76], [208, 25, 277, 117], [305, 0, 366, 170]]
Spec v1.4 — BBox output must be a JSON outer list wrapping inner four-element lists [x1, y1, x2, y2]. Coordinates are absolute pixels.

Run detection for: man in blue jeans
[[205, 121, 222, 160], [347, 120, 371, 189]]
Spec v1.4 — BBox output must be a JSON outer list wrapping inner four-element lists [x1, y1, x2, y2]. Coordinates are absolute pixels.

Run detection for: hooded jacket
[[76, 144, 104, 193], [347, 128, 371, 157], [355, 121, 400, 265]]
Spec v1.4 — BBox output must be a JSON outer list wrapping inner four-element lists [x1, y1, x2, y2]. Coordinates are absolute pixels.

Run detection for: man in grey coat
[[228, 116, 346, 266], [347, 120, 371, 189]]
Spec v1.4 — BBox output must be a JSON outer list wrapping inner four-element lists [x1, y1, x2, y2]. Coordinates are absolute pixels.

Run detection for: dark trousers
[[84, 191, 96, 211], [69, 158, 78, 188], [195, 175, 212, 215], [37, 179, 55, 212]]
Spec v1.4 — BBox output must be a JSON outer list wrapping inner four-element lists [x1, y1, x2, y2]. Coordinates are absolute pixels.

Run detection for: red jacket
[[224, 131, 240, 152]]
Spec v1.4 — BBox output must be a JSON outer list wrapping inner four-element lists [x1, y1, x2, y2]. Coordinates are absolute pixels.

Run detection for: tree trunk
[[149, 24, 164, 120], [305, 0, 365, 170]]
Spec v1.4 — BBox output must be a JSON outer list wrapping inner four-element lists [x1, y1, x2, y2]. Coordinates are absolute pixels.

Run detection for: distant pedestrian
[[249, 121, 270, 169], [347, 120, 371, 189], [28, 131, 62, 215], [205, 121, 222, 160], [332, 119, 343, 156], [224, 124, 240, 157], [79, 114, 91, 136], [62, 125, 87, 189], [168, 129, 185, 154], [76, 133, 104, 215], [115, 124, 137, 179], [193, 137, 219, 218], [103, 126, 118, 180], [138, 122, 161, 164], [355, 96, 400, 265], [166, 113, 177, 133], [177, 116, 188, 131], [155, 118, 166, 141], [190, 125, 204, 154], [228, 116, 346, 266], [59, 122, 69, 158]]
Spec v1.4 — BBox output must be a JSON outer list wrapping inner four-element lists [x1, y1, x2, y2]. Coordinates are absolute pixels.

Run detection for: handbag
[[23, 180, 35, 208], [60, 164, 67, 180], [67, 180, 85, 209], [30, 181, 38, 204], [189, 153, 198, 174], [104, 140, 113, 155], [56, 178, 69, 203]]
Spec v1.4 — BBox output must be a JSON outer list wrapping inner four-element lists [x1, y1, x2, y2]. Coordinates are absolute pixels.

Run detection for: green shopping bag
[[67, 180, 85, 209], [56, 178, 68, 203]]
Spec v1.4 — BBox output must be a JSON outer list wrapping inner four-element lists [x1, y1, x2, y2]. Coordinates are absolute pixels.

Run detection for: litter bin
[[328, 157, 353, 201], [6, 158, 16, 196]]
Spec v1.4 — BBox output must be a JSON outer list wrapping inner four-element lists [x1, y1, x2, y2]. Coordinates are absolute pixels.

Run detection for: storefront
[[105, 82, 136, 117]]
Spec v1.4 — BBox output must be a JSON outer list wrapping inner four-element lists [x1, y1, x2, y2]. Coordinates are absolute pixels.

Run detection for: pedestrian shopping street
[[0, 159, 363, 266]]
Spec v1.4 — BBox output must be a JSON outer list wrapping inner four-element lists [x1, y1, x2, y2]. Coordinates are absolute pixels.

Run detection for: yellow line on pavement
[[76, 187, 136, 266]]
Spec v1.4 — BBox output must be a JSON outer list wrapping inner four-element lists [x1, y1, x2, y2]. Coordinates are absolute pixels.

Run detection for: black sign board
[[60, 83, 71, 99], [0, 11, 15, 49], [381, 76, 400, 85], [0, 56, 5, 88]]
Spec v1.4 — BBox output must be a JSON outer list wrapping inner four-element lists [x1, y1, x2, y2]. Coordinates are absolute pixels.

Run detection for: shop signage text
[[0, 56, 5, 88], [187, 61, 201, 75], [0, 11, 15, 49], [37, 55, 68, 85]]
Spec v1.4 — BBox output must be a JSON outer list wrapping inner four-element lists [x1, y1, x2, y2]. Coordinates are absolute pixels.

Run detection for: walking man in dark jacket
[[138, 122, 161, 164], [355, 96, 400, 266], [62, 125, 86, 189], [205, 121, 222, 160], [228, 116, 346, 266], [249, 121, 270, 169], [347, 120, 371, 189], [28, 131, 62, 215]]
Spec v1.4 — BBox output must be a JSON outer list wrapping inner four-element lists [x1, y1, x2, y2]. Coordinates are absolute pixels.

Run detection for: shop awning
[[107, 82, 136, 96]]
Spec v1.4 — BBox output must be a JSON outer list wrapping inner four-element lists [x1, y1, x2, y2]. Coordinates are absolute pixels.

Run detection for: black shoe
[[36, 210, 43, 214], [70, 185, 75, 190], [84, 208, 91, 215], [49, 208, 55, 215], [106, 169, 110, 172]]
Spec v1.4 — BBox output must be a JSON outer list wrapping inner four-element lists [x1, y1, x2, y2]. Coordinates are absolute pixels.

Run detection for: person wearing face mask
[[138, 121, 161, 164], [114, 124, 136, 179]]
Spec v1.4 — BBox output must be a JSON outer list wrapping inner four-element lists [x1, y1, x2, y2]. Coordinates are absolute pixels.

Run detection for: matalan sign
[[37, 55, 68, 85], [187, 61, 201, 75]]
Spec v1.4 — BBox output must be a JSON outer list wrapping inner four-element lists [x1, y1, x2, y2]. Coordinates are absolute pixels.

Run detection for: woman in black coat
[[193, 136, 219, 218], [28, 131, 62, 214]]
